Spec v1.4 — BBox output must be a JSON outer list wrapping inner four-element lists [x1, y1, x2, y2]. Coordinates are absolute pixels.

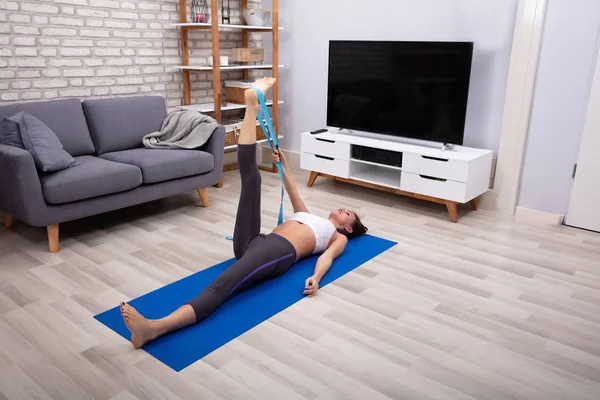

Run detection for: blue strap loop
[[252, 87, 285, 226]]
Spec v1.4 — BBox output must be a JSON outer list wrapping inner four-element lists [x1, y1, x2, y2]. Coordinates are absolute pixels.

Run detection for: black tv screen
[[327, 40, 474, 145]]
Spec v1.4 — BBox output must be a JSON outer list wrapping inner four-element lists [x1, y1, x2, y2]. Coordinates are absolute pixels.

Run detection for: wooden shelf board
[[224, 136, 284, 150], [178, 100, 284, 113], [173, 22, 284, 31], [175, 64, 283, 71]]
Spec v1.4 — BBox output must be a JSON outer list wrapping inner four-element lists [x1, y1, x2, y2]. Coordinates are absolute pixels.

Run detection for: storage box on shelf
[[220, 80, 286, 106], [225, 80, 253, 104], [222, 118, 265, 147], [300, 131, 493, 222], [232, 48, 265, 63]]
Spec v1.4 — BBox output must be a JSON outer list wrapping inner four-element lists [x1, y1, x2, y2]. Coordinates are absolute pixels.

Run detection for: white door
[[566, 44, 600, 232]]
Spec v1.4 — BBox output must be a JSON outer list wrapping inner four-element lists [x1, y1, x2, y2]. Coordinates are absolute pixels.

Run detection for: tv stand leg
[[445, 200, 458, 223], [469, 198, 478, 210], [307, 171, 320, 187]]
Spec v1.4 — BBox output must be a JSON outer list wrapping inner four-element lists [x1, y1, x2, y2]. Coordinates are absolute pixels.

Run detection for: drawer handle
[[419, 174, 447, 182], [422, 155, 449, 162], [315, 154, 334, 161], [316, 138, 335, 143]]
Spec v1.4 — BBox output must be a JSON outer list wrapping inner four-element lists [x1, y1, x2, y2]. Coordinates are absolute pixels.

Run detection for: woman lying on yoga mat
[[120, 77, 368, 348]]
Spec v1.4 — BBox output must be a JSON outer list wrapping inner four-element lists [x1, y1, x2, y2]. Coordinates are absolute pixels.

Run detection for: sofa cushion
[[82, 96, 167, 155], [0, 116, 24, 148], [40, 155, 142, 204], [0, 99, 95, 156], [100, 148, 214, 184], [9, 112, 80, 172]]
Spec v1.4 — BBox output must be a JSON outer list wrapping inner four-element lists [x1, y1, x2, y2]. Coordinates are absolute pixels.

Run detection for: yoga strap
[[252, 86, 285, 226]]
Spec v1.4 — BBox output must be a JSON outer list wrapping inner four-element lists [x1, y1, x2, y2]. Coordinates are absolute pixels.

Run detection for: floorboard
[[1, 167, 600, 399]]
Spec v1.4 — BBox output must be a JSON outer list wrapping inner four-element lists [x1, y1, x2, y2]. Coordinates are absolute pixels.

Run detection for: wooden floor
[[1, 167, 600, 400]]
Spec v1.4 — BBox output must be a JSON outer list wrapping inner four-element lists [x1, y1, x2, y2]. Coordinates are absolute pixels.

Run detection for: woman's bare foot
[[120, 302, 157, 349], [245, 77, 276, 107]]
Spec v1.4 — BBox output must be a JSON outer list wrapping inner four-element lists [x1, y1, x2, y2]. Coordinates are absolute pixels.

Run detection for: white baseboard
[[515, 206, 565, 225], [478, 191, 500, 212]]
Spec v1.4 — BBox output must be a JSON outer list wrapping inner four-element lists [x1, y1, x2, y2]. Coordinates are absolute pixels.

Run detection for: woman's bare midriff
[[272, 220, 316, 261]]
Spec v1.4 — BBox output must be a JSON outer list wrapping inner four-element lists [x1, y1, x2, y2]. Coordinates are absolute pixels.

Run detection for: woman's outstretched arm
[[303, 232, 348, 297], [273, 149, 309, 213]]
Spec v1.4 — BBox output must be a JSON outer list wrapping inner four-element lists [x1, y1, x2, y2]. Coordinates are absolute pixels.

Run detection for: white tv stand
[[300, 131, 493, 222]]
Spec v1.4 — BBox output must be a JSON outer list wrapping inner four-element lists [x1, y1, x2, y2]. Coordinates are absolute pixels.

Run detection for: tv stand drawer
[[402, 153, 469, 182], [301, 153, 350, 178], [400, 171, 467, 203], [301, 134, 351, 161]]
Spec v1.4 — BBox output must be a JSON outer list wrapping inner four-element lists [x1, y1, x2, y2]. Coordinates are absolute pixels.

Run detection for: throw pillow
[[9, 112, 80, 172], [0, 116, 24, 148]]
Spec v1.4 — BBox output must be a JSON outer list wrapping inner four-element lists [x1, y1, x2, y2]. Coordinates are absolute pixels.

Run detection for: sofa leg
[[4, 213, 13, 229], [47, 224, 59, 253], [197, 188, 210, 207]]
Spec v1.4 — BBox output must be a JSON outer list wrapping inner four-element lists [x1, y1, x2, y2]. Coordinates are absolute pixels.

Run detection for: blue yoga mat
[[95, 234, 396, 371]]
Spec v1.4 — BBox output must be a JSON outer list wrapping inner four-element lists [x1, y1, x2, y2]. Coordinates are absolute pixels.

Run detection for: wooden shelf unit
[[177, 0, 280, 176], [177, 0, 279, 125]]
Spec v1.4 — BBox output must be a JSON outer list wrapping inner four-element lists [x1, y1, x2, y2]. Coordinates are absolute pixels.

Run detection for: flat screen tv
[[327, 40, 474, 145]]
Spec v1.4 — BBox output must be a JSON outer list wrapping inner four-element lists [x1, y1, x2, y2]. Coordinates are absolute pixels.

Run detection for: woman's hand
[[303, 276, 319, 297], [272, 149, 288, 167]]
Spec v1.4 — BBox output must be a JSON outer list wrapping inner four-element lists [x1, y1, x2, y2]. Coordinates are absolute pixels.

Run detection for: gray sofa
[[0, 96, 225, 252]]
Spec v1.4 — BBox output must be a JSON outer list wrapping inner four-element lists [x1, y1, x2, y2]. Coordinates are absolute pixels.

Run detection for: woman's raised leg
[[233, 77, 276, 258]]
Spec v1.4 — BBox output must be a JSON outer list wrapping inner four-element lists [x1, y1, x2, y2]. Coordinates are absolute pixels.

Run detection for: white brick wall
[[0, 0, 263, 109]]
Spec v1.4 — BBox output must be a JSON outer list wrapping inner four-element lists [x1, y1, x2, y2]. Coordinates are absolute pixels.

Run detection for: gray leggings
[[187, 144, 297, 322]]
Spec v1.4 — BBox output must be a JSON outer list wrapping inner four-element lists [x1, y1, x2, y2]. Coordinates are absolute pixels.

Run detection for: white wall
[[260, 0, 272, 63], [276, 0, 517, 153], [518, 0, 600, 215]]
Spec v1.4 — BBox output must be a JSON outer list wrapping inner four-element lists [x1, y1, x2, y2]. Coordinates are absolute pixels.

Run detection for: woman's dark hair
[[345, 212, 368, 240]]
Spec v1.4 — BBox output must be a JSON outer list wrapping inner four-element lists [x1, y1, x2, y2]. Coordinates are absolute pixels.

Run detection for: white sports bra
[[287, 212, 336, 254]]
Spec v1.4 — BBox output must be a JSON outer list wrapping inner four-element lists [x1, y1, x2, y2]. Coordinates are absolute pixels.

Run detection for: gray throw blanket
[[142, 111, 219, 149]]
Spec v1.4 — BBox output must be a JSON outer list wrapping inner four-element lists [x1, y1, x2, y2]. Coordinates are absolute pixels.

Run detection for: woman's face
[[329, 208, 356, 232]]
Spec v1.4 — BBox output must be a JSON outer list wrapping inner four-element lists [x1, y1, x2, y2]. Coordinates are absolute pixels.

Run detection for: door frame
[[565, 37, 600, 227], [480, 0, 548, 214]]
